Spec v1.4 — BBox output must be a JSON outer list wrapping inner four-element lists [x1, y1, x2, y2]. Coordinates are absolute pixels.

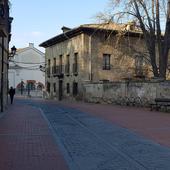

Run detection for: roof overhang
[[39, 26, 143, 48]]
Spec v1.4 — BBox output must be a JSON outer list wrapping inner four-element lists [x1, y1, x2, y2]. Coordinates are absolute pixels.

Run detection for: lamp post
[[9, 46, 17, 58], [39, 65, 46, 72]]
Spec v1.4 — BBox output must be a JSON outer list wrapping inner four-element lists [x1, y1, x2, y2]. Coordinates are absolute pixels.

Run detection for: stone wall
[[0, 35, 9, 110], [45, 33, 87, 100], [83, 80, 170, 106], [90, 32, 151, 82]]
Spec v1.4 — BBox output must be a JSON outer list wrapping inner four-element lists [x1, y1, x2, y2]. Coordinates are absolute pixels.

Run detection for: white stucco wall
[[8, 43, 45, 89]]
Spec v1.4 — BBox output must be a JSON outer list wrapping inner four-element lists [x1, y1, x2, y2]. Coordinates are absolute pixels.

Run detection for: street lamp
[[9, 46, 17, 58], [39, 65, 46, 72]]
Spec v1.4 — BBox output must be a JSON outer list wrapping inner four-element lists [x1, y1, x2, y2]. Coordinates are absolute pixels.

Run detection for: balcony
[[103, 65, 111, 70], [52, 66, 57, 76], [65, 64, 70, 76], [56, 65, 64, 78], [46, 67, 51, 77], [73, 63, 78, 76]]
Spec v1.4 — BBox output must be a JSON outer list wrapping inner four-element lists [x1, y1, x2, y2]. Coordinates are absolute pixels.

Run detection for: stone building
[[0, 0, 13, 111], [40, 22, 151, 101], [8, 43, 45, 97]]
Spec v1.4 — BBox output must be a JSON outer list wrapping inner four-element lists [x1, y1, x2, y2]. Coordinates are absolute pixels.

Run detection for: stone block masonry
[[83, 80, 170, 106]]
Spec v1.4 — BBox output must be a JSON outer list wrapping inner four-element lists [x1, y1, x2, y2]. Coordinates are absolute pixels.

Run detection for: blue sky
[[10, 0, 109, 52]]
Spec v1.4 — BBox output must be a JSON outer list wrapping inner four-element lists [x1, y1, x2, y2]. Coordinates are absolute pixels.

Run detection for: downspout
[[89, 35, 92, 81]]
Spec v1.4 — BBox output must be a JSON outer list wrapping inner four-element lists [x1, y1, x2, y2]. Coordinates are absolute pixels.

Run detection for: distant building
[[39, 22, 151, 101], [0, 0, 13, 111], [8, 43, 45, 97]]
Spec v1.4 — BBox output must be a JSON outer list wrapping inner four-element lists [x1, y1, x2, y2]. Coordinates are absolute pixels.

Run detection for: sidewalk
[[0, 101, 68, 170]]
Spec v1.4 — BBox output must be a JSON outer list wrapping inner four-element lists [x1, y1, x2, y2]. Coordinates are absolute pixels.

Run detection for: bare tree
[[100, 0, 170, 79]]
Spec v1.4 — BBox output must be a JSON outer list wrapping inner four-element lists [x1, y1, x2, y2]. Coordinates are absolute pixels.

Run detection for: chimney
[[61, 26, 71, 33], [29, 43, 34, 48], [126, 21, 136, 31], [126, 24, 131, 31]]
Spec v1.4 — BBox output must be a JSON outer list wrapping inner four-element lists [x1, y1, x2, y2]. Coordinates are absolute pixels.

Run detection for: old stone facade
[[40, 23, 152, 100], [83, 80, 170, 107], [0, 0, 13, 111]]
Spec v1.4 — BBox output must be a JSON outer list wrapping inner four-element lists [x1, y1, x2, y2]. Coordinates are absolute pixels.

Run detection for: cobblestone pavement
[[18, 98, 170, 170], [58, 101, 170, 148]]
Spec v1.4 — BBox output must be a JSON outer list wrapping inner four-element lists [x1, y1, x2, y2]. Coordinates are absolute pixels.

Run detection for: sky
[[10, 0, 109, 52]]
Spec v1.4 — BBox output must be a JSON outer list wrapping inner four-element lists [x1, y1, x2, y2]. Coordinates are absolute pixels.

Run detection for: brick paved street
[[1, 98, 170, 169], [0, 99, 68, 170]]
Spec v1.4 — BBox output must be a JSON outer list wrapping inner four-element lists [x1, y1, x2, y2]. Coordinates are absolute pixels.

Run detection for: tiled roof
[[39, 22, 142, 48], [81, 22, 125, 30]]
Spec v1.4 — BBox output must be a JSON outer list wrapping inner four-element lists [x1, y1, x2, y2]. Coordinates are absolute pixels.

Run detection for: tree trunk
[[143, 31, 159, 77], [149, 43, 159, 77], [159, 0, 170, 79]]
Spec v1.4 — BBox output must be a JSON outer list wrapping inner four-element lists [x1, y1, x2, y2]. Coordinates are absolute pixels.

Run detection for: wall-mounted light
[[9, 45, 17, 58], [39, 65, 46, 72]]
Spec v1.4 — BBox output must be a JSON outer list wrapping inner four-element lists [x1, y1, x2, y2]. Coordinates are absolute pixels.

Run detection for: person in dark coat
[[9, 87, 15, 104]]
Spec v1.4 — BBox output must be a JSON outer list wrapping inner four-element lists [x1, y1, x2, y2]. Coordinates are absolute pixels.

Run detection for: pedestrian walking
[[9, 87, 15, 104]]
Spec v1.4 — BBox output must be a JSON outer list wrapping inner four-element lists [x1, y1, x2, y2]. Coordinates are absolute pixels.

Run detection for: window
[[135, 55, 144, 76], [59, 55, 63, 74], [66, 55, 70, 65], [73, 53, 78, 75], [53, 58, 56, 66], [74, 53, 78, 64], [53, 58, 56, 75], [65, 55, 70, 75], [73, 82, 78, 96], [66, 83, 70, 94], [103, 54, 111, 70], [47, 59, 51, 77], [48, 59, 51, 67], [59, 55, 62, 65], [53, 83, 56, 92], [47, 82, 50, 93]]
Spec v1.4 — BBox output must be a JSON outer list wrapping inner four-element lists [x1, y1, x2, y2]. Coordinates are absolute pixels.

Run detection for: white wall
[[8, 70, 15, 88], [8, 43, 45, 89]]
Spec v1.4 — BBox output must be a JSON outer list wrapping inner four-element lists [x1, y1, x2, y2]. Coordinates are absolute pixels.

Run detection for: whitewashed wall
[[8, 43, 45, 89]]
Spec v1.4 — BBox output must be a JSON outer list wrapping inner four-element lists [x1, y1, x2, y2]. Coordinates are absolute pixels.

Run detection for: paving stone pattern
[[21, 100, 170, 170], [0, 102, 68, 170]]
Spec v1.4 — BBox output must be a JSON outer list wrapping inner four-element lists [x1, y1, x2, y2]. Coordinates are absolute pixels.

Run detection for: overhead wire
[[9, 60, 45, 64], [9, 59, 46, 70]]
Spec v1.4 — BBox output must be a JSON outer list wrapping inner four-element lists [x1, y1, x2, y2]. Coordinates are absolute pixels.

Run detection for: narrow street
[[1, 97, 170, 170]]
